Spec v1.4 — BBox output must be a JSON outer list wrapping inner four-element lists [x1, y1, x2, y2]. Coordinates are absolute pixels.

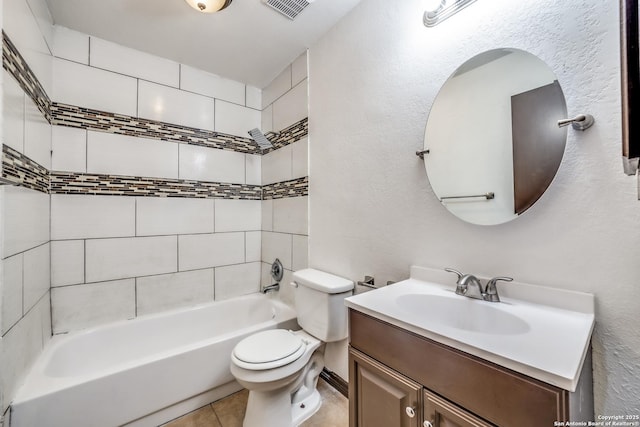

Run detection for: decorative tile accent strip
[[266, 118, 309, 152], [51, 103, 309, 155], [50, 172, 262, 200], [2, 145, 50, 194], [51, 102, 264, 154], [2, 31, 52, 122], [262, 177, 309, 200]]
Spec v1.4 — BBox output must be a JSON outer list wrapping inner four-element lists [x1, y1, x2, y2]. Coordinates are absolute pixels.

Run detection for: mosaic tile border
[[262, 177, 309, 200], [2, 30, 52, 122], [51, 103, 308, 155], [51, 102, 261, 154], [50, 172, 263, 200], [2, 145, 50, 194]]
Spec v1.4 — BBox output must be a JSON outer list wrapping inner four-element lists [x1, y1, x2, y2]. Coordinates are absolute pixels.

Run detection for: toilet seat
[[233, 330, 305, 370]]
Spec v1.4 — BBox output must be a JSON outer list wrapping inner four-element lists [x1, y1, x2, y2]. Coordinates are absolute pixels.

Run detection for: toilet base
[[291, 388, 321, 426], [242, 388, 321, 427]]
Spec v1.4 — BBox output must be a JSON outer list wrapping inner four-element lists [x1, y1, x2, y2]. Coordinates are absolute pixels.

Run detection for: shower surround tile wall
[[1, 0, 309, 416], [1, 0, 53, 416], [260, 54, 309, 305]]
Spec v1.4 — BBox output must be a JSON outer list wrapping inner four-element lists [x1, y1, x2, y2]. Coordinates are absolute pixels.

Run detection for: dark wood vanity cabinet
[[349, 349, 421, 427], [348, 310, 571, 427]]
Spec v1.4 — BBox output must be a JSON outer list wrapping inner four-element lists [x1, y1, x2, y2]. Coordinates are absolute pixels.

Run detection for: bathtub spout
[[262, 283, 280, 294]]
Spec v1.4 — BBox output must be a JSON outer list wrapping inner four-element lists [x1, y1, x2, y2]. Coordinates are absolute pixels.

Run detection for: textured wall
[[309, 0, 640, 415]]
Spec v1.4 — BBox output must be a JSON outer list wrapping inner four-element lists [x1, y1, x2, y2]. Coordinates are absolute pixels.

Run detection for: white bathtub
[[11, 293, 298, 427]]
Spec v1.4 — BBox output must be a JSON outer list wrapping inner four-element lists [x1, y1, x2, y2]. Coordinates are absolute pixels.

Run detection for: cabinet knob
[[405, 406, 416, 418], [423, 421, 434, 427]]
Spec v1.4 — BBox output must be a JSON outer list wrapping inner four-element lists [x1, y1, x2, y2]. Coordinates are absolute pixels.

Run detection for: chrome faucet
[[262, 283, 280, 294], [445, 268, 513, 302]]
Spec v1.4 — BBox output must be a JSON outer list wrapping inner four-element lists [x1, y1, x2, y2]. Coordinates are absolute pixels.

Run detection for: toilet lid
[[233, 330, 305, 369]]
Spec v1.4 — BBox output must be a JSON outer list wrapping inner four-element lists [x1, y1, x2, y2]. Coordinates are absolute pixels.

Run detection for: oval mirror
[[423, 48, 567, 225]]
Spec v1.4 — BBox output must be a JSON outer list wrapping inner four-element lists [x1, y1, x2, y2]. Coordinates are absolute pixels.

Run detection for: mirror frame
[[621, 0, 640, 175]]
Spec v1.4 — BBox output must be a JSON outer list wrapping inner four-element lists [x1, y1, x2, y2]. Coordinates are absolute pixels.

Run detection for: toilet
[[230, 268, 354, 427]]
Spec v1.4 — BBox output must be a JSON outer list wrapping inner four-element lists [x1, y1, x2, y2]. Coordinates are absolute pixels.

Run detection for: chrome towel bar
[[440, 192, 495, 201]]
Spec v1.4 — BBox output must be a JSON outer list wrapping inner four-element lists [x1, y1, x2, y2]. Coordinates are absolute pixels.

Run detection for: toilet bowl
[[230, 330, 324, 426], [229, 268, 354, 427]]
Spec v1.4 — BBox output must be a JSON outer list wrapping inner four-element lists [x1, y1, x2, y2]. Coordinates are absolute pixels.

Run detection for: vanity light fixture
[[183, 0, 232, 13], [423, 0, 477, 27]]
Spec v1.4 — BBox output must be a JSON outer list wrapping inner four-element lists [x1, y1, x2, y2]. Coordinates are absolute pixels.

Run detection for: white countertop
[[345, 266, 595, 391]]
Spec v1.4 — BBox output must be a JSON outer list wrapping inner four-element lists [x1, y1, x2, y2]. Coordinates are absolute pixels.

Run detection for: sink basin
[[344, 267, 595, 391], [395, 294, 530, 335]]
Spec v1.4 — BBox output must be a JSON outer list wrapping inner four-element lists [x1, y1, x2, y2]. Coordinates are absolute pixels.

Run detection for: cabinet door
[[349, 348, 422, 427], [423, 390, 494, 427]]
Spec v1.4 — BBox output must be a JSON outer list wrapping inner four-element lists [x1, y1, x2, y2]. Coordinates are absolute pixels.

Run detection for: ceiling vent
[[262, 0, 311, 20]]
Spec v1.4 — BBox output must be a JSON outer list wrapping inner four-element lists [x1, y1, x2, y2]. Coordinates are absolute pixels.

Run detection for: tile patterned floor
[[162, 378, 348, 427]]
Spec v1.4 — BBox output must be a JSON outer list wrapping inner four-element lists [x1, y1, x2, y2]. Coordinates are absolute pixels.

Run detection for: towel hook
[[557, 114, 595, 131]]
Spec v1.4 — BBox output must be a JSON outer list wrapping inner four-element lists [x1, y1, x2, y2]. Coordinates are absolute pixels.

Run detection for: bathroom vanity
[[345, 267, 594, 427]]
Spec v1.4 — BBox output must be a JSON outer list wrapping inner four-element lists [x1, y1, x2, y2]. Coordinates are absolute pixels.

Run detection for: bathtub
[[10, 293, 298, 427]]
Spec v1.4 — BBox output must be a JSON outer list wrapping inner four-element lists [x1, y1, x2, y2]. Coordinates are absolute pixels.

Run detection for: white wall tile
[[3, 71, 25, 153], [291, 137, 309, 179], [87, 131, 179, 179], [262, 232, 292, 270], [138, 80, 215, 131], [136, 269, 214, 316], [1, 255, 23, 334], [51, 240, 84, 287], [246, 231, 261, 263], [24, 95, 51, 169], [25, 0, 54, 49], [52, 25, 89, 64], [136, 197, 214, 236], [292, 52, 308, 87], [261, 104, 273, 134], [262, 200, 273, 231], [51, 280, 135, 333], [246, 154, 261, 186], [23, 243, 50, 313], [215, 199, 261, 232], [260, 261, 271, 288], [292, 235, 309, 272], [262, 66, 291, 109], [179, 144, 246, 183], [215, 263, 260, 300], [262, 145, 292, 185], [246, 86, 262, 109], [86, 236, 178, 283], [51, 126, 87, 172], [1, 295, 49, 410], [52, 58, 137, 116], [4, 0, 53, 94], [51, 194, 135, 240], [179, 233, 244, 271], [180, 65, 245, 105], [90, 37, 180, 87], [273, 80, 308, 130], [214, 100, 261, 137], [273, 196, 308, 235], [3, 186, 50, 258]]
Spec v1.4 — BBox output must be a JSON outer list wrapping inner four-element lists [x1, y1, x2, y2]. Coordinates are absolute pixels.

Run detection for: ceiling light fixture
[[423, 0, 477, 27], [183, 0, 233, 13]]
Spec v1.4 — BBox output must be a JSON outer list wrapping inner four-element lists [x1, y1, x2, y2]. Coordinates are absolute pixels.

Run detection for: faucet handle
[[445, 268, 468, 295], [444, 268, 464, 280], [485, 276, 513, 302]]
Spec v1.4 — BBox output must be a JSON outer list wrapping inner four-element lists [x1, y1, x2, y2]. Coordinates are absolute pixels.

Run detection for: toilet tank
[[292, 269, 354, 342]]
